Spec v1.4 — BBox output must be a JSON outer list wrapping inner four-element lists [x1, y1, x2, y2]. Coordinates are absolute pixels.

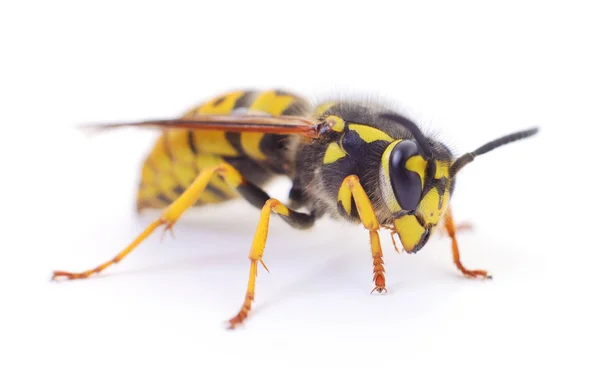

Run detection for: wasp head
[[378, 114, 453, 253], [379, 113, 538, 254]]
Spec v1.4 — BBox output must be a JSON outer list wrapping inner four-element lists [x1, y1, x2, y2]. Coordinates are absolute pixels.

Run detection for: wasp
[[52, 89, 538, 329]]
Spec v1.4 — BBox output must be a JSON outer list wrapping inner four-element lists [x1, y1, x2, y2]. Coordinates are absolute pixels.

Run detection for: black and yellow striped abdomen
[[136, 89, 311, 211]]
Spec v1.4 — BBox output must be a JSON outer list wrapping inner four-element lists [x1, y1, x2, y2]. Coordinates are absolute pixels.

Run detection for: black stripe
[[233, 91, 258, 110], [188, 132, 198, 155], [212, 96, 226, 106], [237, 182, 271, 210], [281, 100, 310, 116], [156, 193, 172, 205], [225, 132, 244, 155], [173, 185, 186, 195], [205, 183, 231, 200], [280, 209, 315, 230]]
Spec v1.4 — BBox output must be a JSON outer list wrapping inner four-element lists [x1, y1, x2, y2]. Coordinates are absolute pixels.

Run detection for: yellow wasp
[[52, 89, 538, 328]]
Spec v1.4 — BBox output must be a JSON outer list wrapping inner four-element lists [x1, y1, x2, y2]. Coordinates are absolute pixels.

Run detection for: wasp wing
[[82, 115, 320, 138]]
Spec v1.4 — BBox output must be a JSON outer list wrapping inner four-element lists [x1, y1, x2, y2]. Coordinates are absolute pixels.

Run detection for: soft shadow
[[251, 252, 347, 318]]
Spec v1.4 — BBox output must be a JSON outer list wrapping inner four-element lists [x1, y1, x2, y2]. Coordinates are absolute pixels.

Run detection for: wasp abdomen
[[136, 89, 311, 211]]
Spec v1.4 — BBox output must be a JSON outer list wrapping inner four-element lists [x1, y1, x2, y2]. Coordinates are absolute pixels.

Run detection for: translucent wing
[[82, 114, 320, 138]]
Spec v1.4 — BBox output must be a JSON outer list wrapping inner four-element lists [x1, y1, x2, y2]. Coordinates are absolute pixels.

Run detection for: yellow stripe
[[171, 163, 197, 188], [348, 123, 394, 143], [188, 91, 248, 116], [248, 90, 295, 116], [193, 154, 236, 196], [164, 131, 196, 165], [156, 173, 180, 202], [241, 132, 267, 160], [147, 136, 172, 172], [140, 163, 157, 185], [189, 131, 238, 156], [182, 92, 248, 157], [323, 143, 346, 164]]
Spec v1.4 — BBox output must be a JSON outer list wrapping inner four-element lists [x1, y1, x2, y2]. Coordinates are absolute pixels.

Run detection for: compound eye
[[389, 140, 423, 211]]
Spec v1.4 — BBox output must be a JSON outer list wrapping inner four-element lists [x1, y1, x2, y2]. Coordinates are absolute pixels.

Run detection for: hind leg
[[53, 163, 248, 280]]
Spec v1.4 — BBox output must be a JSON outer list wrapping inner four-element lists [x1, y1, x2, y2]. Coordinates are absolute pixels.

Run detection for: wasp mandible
[[52, 89, 539, 329]]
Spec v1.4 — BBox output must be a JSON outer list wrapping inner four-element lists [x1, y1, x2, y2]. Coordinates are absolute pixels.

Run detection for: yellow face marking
[[248, 90, 295, 116], [394, 215, 426, 253], [323, 143, 346, 164], [405, 155, 426, 189], [435, 161, 450, 179], [419, 188, 442, 225], [241, 132, 267, 161], [324, 115, 345, 132], [348, 123, 394, 143]]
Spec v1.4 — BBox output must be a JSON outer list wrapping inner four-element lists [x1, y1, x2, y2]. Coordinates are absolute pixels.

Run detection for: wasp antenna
[[450, 127, 539, 178], [380, 113, 433, 159]]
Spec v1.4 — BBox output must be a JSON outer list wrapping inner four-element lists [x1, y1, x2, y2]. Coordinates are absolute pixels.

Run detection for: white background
[[2, 1, 599, 386]]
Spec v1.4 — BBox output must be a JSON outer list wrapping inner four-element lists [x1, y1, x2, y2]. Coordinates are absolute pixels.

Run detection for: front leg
[[338, 175, 387, 293], [444, 207, 492, 279]]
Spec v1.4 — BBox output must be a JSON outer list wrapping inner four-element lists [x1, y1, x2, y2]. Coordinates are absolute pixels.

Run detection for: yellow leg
[[436, 220, 474, 238], [444, 207, 492, 279], [52, 163, 244, 280], [338, 175, 386, 293], [227, 199, 312, 329]]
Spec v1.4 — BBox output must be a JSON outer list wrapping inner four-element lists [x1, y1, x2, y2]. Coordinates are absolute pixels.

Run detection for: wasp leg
[[227, 197, 315, 329], [436, 220, 473, 238], [52, 163, 247, 280], [444, 207, 492, 279], [338, 175, 386, 294]]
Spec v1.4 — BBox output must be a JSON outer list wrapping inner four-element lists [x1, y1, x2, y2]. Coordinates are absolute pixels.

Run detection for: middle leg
[[227, 196, 315, 329]]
